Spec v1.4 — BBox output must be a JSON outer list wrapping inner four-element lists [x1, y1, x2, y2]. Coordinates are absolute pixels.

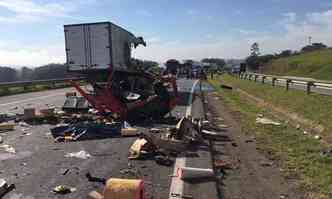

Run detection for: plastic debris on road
[[0, 178, 15, 198], [53, 185, 77, 194], [129, 138, 149, 159], [178, 167, 214, 180], [256, 117, 281, 126], [65, 150, 91, 159], [0, 123, 15, 131], [0, 144, 16, 153]]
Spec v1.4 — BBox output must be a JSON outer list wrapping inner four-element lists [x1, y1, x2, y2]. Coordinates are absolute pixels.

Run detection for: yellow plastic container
[[103, 178, 144, 199]]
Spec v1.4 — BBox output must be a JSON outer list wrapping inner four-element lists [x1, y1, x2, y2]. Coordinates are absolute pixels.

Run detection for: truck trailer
[[63, 22, 178, 121]]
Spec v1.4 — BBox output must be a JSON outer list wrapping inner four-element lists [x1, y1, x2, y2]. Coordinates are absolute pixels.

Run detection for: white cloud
[[0, 40, 65, 66], [135, 9, 332, 62], [282, 12, 297, 22], [0, 0, 77, 23]]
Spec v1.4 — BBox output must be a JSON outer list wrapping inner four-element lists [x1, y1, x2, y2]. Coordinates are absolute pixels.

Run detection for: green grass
[[0, 83, 69, 97], [264, 49, 332, 80], [221, 74, 332, 139], [208, 76, 332, 199]]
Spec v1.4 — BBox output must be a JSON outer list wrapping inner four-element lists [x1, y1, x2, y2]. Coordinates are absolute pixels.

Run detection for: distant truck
[[64, 22, 145, 72]]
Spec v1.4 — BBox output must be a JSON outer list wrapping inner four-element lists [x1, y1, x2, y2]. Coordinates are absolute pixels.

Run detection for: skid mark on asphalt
[[169, 79, 200, 199]]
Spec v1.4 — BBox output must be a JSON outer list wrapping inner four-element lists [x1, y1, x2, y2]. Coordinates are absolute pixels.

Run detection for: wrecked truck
[[63, 22, 178, 120]]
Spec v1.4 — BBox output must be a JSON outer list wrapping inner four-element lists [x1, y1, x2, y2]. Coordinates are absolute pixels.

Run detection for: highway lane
[[0, 79, 217, 199]]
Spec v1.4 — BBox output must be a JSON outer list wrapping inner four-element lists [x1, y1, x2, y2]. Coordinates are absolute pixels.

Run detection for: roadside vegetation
[[220, 74, 332, 139], [208, 75, 332, 199], [0, 83, 70, 97], [263, 49, 332, 80]]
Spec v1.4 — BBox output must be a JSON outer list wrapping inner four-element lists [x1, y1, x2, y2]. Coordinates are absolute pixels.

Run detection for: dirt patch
[[206, 92, 304, 199]]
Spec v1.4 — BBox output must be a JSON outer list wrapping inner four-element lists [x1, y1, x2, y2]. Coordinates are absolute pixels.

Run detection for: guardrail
[[0, 77, 86, 93], [238, 72, 332, 96]]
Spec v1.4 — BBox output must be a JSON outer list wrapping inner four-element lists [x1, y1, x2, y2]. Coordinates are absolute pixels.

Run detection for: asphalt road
[[0, 79, 217, 199]]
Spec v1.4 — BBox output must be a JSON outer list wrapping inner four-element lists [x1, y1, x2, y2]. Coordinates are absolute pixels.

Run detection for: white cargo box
[[64, 22, 136, 72]]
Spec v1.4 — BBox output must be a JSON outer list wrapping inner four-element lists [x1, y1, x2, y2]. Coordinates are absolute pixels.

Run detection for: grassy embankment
[[264, 49, 332, 81], [0, 83, 70, 97], [208, 74, 332, 199]]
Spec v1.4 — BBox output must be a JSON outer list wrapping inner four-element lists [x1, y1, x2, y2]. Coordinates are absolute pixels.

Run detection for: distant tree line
[[246, 42, 328, 71], [0, 64, 68, 83]]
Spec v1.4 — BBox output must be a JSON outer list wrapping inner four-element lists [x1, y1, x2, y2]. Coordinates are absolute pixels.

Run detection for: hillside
[[263, 49, 332, 80]]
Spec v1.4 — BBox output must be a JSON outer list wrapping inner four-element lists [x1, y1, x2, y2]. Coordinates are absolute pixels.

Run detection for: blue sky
[[1, 0, 332, 66]]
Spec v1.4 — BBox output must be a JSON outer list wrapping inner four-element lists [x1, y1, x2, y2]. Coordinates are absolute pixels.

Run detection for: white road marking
[[0, 92, 66, 107], [169, 79, 200, 199]]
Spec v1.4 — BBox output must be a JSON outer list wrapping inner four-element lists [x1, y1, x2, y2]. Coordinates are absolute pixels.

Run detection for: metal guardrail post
[[272, 77, 276, 86], [249, 74, 253, 81], [254, 75, 258, 82], [286, 79, 291, 91], [307, 81, 314, 95]]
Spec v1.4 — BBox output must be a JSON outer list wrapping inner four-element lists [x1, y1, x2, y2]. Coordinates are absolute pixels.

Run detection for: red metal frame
[[69, 68, 178, 119]]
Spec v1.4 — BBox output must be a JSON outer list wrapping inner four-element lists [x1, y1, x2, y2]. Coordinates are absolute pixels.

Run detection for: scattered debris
[[178, 167, 214, 180], [88, 178, 145, 199], [62, 96, 89, 112], [121, 121, 139, 137], [220, 84, 233, 90], [86, 172, 107, 184], [155, 155, 174, 166], [280, 194, 288, 199], [66, 92, 77, 97], [0, 179, 15, 198], [53, 185, 76, 194], [303, 131, 308, 135], [260, 161, 273, 167], [218, 124, 229, 129], [0, 136, 2, 144], [214, 159, 240, 170], [51, 122, 121, 142], [0, 144, 16, 153], [23, 108, 36, 120], [231, 142, 238, 147], [296, 124, 301, 130], [65, 150, 91, 159], [320, 150, 332, 157], [0, 123, 15, 131], [245, 136, 255, 143], [201, 130, 231, 141], [59, 168, 70, 175], [119, 168, 139, 177], [171, 193, 194, 199], [129, 138, 150, 159], [314, 135, 321, 140], [257, 114, 264, 118], [40, 108, 55, 117], [256, 117, 281, 126]]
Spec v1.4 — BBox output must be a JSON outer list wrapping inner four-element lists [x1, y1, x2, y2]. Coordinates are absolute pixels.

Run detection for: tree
[[250, 42, 260, 56], [0, 67, 18, 82], [301, 43, 327, 52], [279, 50, 292, 57], [32, 64, 67, 80], [131, 58, 159, 71], [201, 58, 226, 70], [20, 67, 34, 81]]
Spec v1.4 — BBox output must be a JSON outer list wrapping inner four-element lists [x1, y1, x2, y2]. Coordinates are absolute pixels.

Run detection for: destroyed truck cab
[[64, 22, 178, 120]]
